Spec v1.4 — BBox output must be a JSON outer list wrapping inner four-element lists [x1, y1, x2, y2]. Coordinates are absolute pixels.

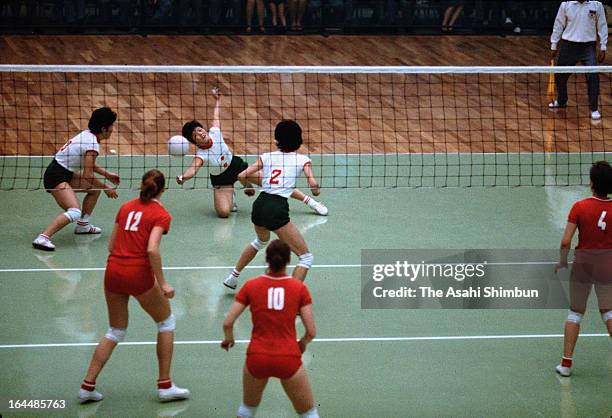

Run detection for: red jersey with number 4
[[236, 274, 313, 357], [568, 196, 612, 249], [109, 198, 172, 264]]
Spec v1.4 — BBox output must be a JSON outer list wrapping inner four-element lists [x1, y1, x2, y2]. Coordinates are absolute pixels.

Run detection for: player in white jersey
[[32, 107, 120, 251], [224, 120, 320, 289], [176, 88, 327, 218]]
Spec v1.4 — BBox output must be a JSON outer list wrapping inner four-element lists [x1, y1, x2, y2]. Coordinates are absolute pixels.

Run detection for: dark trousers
[[555, 41, 600, 111]]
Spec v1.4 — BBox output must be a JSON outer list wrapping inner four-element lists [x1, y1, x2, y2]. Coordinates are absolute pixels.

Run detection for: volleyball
[[167, 135, 190, 156]]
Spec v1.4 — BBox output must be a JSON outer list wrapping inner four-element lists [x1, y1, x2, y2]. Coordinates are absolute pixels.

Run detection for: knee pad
[[157, 314, 176, 333], [567, 310, 583, 324], [63, 207, 81, 223], [250, 237, 268, 251], [298, 252, 314, 269], [237, 403, 258, 418], [104, 327, 126, 343], [300, 407, 320, 418], [602, 311, 612, 323]]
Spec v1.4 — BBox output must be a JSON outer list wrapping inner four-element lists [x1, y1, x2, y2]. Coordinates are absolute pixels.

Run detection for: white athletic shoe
[[549, 100, 566, 109], [223, 274, 238, 290], [591, 110, 602, 120], [555, 364, 572, 377], [32, 235, 55, 251], [158, 384, 190, 403], [75, 224, 102, 235], [78, 388, 104, 403], [307, 199, 328, 216]]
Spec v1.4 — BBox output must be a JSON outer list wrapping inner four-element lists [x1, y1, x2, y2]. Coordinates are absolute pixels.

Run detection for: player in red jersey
[[78, 169, 190, 403], [221, 240, 319, 418], [555, 161, 612, 377]]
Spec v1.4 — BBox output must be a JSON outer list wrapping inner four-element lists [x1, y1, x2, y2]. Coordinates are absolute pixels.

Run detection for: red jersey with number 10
[[236, 274, 313, 357], [568, 196, 612, 249], [109, 198, 172, 265]]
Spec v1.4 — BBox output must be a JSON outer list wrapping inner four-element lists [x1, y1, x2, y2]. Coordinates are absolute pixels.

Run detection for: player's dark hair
[[88, 107, 117, 134], [182, 120, 203, 144], [266, 240, 291, 273], [274, 120, 302, 152], [590, 161, 612, 197], [140, 169, 166, 202]]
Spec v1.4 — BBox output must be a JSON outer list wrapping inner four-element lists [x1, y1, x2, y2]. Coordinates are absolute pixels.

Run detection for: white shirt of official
[[54, 130, 100, 172], [195, 127, 233, 175], [551, 1, 608, 50], [261, 151, 311, 198]]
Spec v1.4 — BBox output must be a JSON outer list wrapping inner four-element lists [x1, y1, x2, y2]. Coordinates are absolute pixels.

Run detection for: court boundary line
[[0, 261, 565, 274], [0, 333, 608, 349]]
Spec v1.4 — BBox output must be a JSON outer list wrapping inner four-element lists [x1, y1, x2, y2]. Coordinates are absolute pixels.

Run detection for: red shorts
[[570, 260, 612, 312], [104, 261, 155, 296], [246, 354, 302, 379]]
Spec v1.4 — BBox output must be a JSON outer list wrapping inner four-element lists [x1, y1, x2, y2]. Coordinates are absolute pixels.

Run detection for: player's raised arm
[[211, 87, 221, 129]]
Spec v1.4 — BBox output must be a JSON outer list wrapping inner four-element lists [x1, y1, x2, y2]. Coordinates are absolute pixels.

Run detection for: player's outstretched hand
[[104, 188, 118, 199], [161, 283, 175, 298], [176, 175, 184, 185], [298, 339, 308, 353], [212, 87, 221, 99], [221, 339, 235, 351], [554, 262, 568, 274], [244, 187, 255, 196], [598, 50, 606, 64], [107, 172, 120, 185], [310, 185, 320, 197], [550, 49, 558, 61]]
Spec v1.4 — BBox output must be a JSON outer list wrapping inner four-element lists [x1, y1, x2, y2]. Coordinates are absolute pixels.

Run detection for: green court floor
[[0, 185, 610, 417]]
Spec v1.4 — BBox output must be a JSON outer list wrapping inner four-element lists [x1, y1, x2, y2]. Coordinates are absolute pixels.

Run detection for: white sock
[[231, 269, 240, 278], [302, 196, 311, 205], [77, 214, 90, 226]]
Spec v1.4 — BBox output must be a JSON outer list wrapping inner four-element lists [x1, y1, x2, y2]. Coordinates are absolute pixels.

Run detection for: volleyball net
[[0, 65, 610, 190]]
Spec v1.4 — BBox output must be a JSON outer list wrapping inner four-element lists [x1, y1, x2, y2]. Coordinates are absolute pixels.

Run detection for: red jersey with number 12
[[109, 198, 172, 265], [568, 196, 612, 249], [236, 274, 313, 357]]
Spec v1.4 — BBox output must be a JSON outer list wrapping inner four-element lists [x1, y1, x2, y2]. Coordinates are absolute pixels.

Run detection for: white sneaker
[[549, 100, 566, 109], [78, 388, 104, 403], [513, 26, 521, 34], [75, 224, 102, 235], [223, 274, 238, 290], [158, 384, 190, 403], [32, 235, 55, 251], [591, 110, 601, 120], [307, 199, 329, 216], [555, 364, 572, 377]]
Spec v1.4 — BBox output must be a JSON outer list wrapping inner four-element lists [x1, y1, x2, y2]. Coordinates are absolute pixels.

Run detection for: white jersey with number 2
[[55, 130, 100, 173], [261, 151, 311, 198]]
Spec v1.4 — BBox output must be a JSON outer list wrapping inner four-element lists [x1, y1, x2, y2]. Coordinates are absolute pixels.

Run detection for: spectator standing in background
[[246, 0, 266, 32], [549, 0, 608, 120], [269, 0, 287, 32], [440, 1, 464, 32], [288, 0, 307, 30]]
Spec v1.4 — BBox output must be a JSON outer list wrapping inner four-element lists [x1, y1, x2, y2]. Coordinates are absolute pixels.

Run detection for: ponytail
[[140, 169, 166, 202]]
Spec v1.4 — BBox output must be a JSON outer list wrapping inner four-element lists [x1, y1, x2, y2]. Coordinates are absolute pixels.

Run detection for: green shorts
[[251, 192, 290, 231]]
